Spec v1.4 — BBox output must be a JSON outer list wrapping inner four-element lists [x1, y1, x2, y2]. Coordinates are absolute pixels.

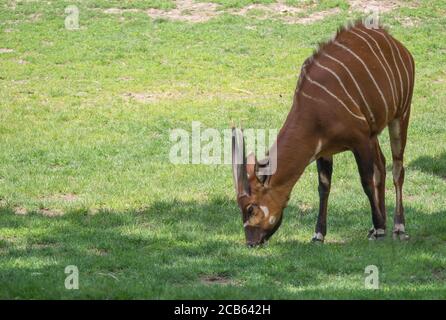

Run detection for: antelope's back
[[298, 21, 414, 134]]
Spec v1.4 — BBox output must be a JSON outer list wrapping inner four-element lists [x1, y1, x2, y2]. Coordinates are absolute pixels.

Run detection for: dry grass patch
[[147, 0, 220, 23], [103, 0, 221, 23], [13, 207, 27, 215], [39, 208, 64, 217], [289, 7, 341, 24], [88, 248, 109, 256], [41, 193, 79, 202], [123, 92, 181, 103], [348, 0, 419, 13], [200, 274, 235, 285], [103, 0, 344, 24]]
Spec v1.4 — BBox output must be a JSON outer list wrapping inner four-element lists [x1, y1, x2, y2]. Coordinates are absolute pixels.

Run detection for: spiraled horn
[[232, 127, 249, 198]]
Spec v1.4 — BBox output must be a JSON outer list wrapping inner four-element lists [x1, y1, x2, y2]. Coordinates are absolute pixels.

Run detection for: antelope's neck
[[267, 104, 319, 205]]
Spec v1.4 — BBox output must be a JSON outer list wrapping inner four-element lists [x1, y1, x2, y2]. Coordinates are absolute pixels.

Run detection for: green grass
[[1, 0, 446, 299]]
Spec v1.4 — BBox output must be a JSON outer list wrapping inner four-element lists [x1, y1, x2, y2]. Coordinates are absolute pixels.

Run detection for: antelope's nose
[[246, 240, 264, 247]]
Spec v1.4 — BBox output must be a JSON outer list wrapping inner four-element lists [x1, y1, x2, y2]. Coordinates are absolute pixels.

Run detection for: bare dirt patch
[[123, 91, 274, 103], [30, 243, 60, 250], [348, 0, 418, 13], [324, 238, 348, 244], [289, 8, 340, 24], [97, 272, 119, 281], [103, 0, 342, 24], [227, 2, 340, 24], [230, 3, 308, 24], [200, 275, 234, 285], [100, 0, 420, 25], [397, 16, 422, 27], [104, 0, 220, 23], [58, 193, 78, 201], [28, 13, 42, 22], [41, 193, 79, 202], [147, 0, 220, 23], [88, 207, 100, 215], [231, 3, 303, 17], [123, 92, 181, 103], [39, 208, 64, 217], [103, 8, 140, 14], [88, 248, 109, 256], [298, 203, 313, 214], [13, 207, 27, 215], [117, 76, 134, 82], [41, 40, 54, 47]]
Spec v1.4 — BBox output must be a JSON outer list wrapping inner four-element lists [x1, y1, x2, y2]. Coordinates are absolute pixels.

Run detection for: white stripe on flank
[[351, 29, 397, 115], [301, 90, 326, 104], [401, 46, 413, 116], [314, 60, 364, 117], [322, 52, 375, 123], [368, 29, 404, 110], [305, 74, 367, 122], [387, 37, 411, 114], [355, 28, 399, 102], [334, 41, 389, 122], [375, 31, 410, 114]]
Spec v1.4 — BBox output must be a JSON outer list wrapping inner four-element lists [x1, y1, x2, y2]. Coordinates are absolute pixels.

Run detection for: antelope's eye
[[246, 205, 254, 215]]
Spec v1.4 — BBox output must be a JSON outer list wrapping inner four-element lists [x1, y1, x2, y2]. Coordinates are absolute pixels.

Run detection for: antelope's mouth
[[246, 239, 266, 247], [244, 226, 271, 247]]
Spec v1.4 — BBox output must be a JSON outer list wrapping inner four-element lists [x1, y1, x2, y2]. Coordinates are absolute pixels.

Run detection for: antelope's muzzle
[[244, 226, 267, 247]]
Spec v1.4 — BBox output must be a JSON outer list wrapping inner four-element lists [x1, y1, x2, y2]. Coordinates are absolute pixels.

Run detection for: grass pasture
[[0, 0, 446, 299]]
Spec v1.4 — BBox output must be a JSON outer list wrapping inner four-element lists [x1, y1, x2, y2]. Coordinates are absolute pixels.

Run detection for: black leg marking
[[312, 156, 333, 243]]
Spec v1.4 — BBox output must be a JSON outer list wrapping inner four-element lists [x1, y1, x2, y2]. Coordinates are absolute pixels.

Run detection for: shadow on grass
[[409, 152, 446, 179], [0, 198, 445, 299]]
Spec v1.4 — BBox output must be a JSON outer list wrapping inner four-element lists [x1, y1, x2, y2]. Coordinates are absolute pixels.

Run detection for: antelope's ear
[[246, 152, 270, 185], [246, 152, 256, 179], [256, 157, 270, 185]]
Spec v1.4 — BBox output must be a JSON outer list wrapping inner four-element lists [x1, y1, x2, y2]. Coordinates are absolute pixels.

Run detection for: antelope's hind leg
[[389, 117, 410, 240], [312, 156, 333, 243], [353, 138, 387, 240]]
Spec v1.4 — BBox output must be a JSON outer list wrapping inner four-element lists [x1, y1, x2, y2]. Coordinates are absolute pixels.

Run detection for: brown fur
[[233, 20, 415, 245]]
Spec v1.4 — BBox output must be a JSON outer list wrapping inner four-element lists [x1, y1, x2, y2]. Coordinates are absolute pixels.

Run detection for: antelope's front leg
[[312, 156, 333, 243]]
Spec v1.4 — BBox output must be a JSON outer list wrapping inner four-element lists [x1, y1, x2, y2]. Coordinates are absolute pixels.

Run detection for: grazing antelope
[[232, 21, 415, 246]]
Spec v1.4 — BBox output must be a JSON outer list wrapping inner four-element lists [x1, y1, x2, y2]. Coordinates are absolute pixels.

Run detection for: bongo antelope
[[232, 21, 415, 246]]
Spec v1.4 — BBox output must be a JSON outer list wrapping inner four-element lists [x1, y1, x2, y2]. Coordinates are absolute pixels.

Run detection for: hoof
[[392, 224, 409, 240], [368, 228, 386, 240], [311, 232, 324, 243], [392, 231, 409, 240]]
